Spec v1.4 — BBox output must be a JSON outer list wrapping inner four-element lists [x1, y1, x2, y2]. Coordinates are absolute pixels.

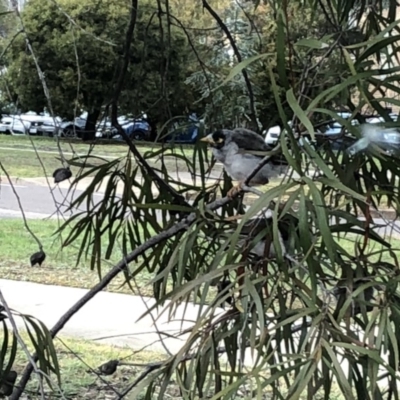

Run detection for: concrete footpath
[[0, 279, 222, 354]]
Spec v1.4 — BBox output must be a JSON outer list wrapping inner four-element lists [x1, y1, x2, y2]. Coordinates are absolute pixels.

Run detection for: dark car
[[98, 115, 152, 141], [164, 113, 200, 144]]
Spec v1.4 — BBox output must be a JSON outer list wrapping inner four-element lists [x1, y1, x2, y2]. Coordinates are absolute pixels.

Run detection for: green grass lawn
[[0, 218, 155, 296], [4, 331, 166, 399], [0, 134, 197, 179], [1, 217, 399, 297], [1, 218, 396, 399]]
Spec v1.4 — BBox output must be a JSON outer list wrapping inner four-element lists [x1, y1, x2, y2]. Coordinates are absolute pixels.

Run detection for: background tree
[[3, 0, 400, 399], [4, 0, 194, 138]]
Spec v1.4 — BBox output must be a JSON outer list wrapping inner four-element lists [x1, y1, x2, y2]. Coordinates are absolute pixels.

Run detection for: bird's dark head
[[200, 130, 228, 149]]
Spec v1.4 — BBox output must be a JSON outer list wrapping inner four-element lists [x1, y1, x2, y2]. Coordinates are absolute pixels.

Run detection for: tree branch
[[242, 144, 284, 186], [202, 0, 258, 131], [109, 0, 190, 209], [9, 192, 242, 399]]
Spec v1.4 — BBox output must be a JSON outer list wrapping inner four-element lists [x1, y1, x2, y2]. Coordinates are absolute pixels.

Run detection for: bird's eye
[[216, 137, 224, 143]]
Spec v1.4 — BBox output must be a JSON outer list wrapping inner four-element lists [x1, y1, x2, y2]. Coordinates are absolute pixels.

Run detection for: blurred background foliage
[[2, 0, 400, 398]]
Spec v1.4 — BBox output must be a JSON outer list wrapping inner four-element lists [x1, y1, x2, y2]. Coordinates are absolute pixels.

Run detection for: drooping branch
[[110, 0, 138, 113], [165, 12, 217, 116], [109, 0, 190, 209], [10, 186, 251, 399], [202, 0, 259, 131]]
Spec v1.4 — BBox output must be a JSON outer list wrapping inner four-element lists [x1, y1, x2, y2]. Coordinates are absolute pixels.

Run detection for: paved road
[[0, 180, 106, 219], [0, 176, 208, 220], [1, 178, 400, 239], [0, 181, 85, 218]]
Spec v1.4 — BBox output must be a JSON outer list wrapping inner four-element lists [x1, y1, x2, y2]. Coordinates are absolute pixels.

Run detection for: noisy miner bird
[[97, 359, 119, 376], [200, 128, 288, 198], [216, 278, 234, 309], [53, 166, 72, 184], [0, 370, 17, 397], [347, 123, 400, 156], [333, 278, 375, 319], [215, 208, 300, 261], [30, 249, 46, 267]]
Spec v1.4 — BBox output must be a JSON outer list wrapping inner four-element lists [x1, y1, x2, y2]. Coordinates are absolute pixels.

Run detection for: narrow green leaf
[[213, 53, 272, 92], [303, 177, 336, 263], [295, 38, 329, 49], [322, 340, 355, 400], [286, 88, 315, 139]]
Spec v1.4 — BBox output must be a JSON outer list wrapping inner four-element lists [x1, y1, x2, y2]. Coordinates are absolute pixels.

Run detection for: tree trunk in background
[[148, 118, 158, 142], [82, 108, 101, 141]]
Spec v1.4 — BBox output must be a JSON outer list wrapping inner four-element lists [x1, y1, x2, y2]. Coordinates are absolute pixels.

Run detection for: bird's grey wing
[[240, 217, 272, 237], [231, 128, 288, 166], [231, 128, 271, 153]]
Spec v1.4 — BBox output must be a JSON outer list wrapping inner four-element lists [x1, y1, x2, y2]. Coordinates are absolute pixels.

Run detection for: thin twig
[[0, 160, 43, 250], [131, 276, 173, 357], [56, 337, 122, 397], [9, 0, 68, 167], [202, 0, 259, 131], [116, 347, 228, 399], [25, 135, 67, 222], [48, 0, 117, 47], [109, 0, 190, 210]]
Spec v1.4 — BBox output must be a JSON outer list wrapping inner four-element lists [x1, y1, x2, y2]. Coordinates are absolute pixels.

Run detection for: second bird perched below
[[201, 128, 288, 197], [218, 210, 300, 260], [53, 167, 72, 184], [30, 250, 46, 267], [97, 360, 119, 375]]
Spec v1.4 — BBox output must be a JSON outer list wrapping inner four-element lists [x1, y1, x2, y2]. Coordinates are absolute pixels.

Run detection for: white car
[[263, 121, 295, 146], [0, 112, 64, 136], [27, 115, 63, 136], [0, 115, 31, 135], [263, 125, 281, 146]]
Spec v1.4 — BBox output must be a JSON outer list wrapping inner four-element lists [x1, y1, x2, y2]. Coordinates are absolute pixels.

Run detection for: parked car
[[316, 111, 400, 151], [164, 113, 200, 144], [263, 125, 281, 146], [0, 115, 28, 135], [58, 112, 91, 138], [262, 121, 314, 148], [0, 112, 44, 135], [0, 112, 70, 137], [28, 115, 63, 136], [96, 114, 152, 141]]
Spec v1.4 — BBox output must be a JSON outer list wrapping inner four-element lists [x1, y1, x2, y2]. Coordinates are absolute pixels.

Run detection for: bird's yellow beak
[[200, 134, 215, 145]]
